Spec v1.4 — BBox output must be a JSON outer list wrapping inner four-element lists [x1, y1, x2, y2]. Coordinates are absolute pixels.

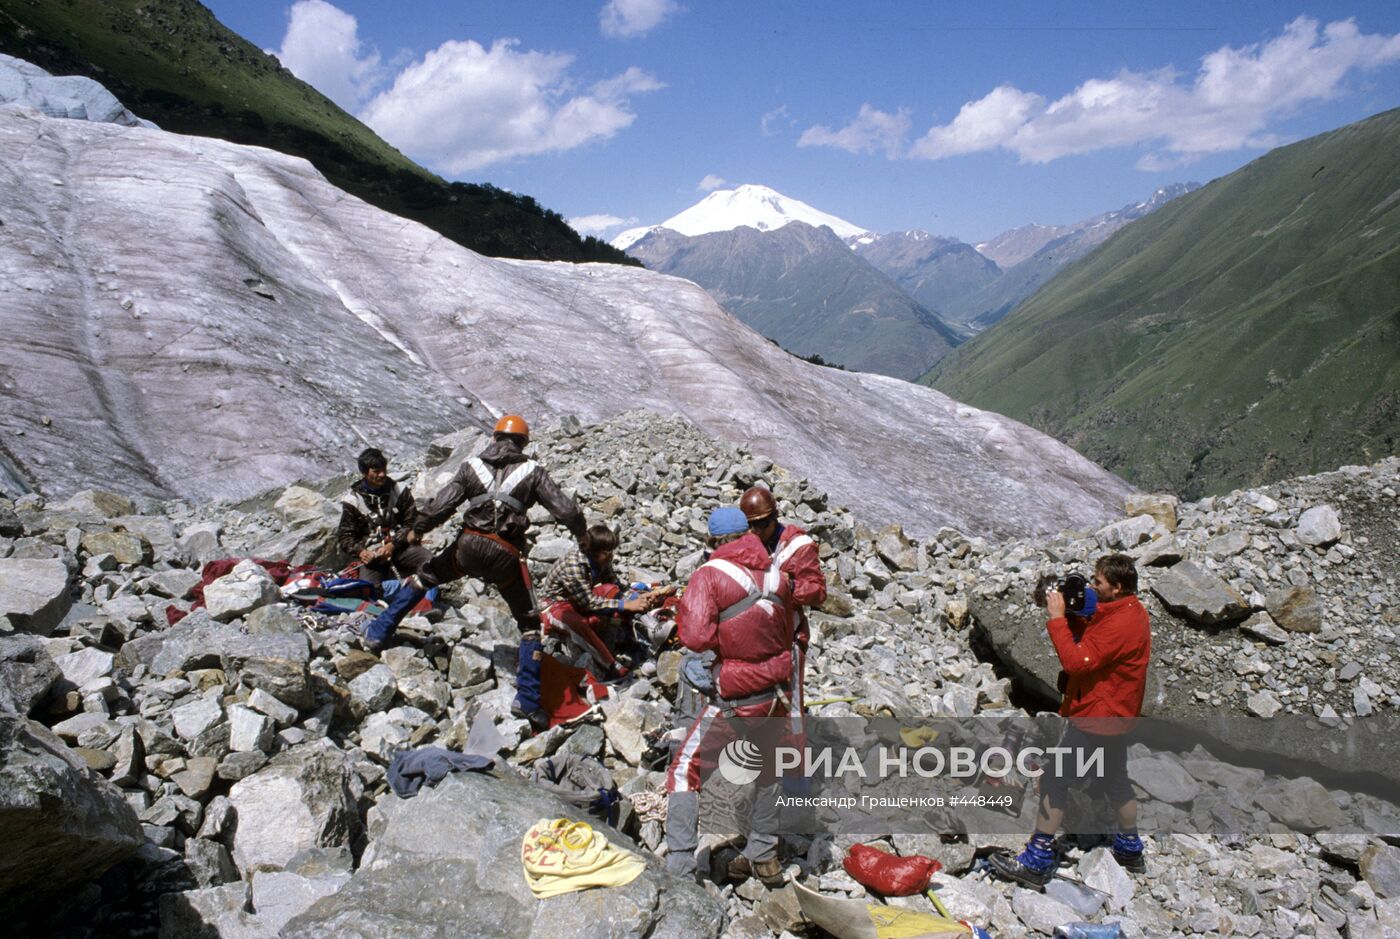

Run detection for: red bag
[[842, 843, 942, 896]]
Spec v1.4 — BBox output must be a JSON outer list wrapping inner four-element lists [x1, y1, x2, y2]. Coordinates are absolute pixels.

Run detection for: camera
[[1034, 572, 1097, 616]]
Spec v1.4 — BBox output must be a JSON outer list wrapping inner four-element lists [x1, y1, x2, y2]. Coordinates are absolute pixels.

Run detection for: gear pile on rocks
[[1, 411, 1397, 938]]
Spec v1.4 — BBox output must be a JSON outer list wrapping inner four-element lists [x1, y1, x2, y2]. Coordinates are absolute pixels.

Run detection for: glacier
[[0, 103, 1133, 539]]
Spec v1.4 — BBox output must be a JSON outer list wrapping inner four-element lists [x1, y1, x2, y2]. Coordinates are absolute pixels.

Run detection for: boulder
[[1296, 505, 1342, 546], [204, 559, 280, 622], [179, 522, 224, 566], [279, 770, 723, 939], [221, 632, 313, 709], [1096, 514, 1165, 550], [0, 558, 73, 635], [79, 530, 151, 566], [1124, 493, 1178, 532], [1149, 561, 1250, 625], [54, 489, 135, 518], [54, 646, 114, 691], [251, 866, 352, 933], [1360, 844, 1400, 899], [227, 742, 360, 874], [0, 635, 59, 715], [1252, 777, 1347, 832], [156, 882, 266, 939], [1265, 586, 1323, 634], [0, 715, 144, 917], [1127, 754, 1201, 804]]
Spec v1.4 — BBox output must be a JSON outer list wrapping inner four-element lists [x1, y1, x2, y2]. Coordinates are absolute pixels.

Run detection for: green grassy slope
[[924, 108, 1400, 499], [0, 0, 635, 265]]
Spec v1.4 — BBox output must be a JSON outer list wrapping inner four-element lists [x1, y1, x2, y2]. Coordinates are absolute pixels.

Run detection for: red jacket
[[1047, 594, 1151, 732], [766, 522, 826, 647], [677, 532, 794, 704]]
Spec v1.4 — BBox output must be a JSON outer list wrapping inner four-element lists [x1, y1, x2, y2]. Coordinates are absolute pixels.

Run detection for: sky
[[204, 0, 1400, 244]]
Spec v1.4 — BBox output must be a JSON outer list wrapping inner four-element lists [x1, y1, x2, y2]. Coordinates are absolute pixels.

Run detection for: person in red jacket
[[989, 553, 1152, 889], [664, 506, 794, 887], [740, 486, 827, 734]]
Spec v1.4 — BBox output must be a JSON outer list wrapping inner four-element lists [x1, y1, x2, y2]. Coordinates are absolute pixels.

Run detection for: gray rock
[[221, 632, 313, 709], [1097, 514, 1164, 550], [1239, 611, 1289, 645], [156, 882, 266, 939], [279, 770, 722, 939], [1149, 561, 1250, 625], [0, 635, 59, 715], [1010, 886, 1079, 934], [0, 558, 73, 635], [251, 868, 352, 933], [54, 489, 135, 518], [1078, 846, 1135, 911], [248, 687, 299, 727], [185, 837, 240, 887], [448, 643, 493, 688], [227, 741, 360, 874], [146, 568, 204, 601], [54, 646, 113, 690], [1265, 586, 1324, 634], [1360, 844, 1400, 899], [601, 697, 669, 765], [349, 664, 398, 714], [178, 522, 224, 566], [204, 559, 280, 622], [110, 725, 145, 787], [1128, 754, 1201, 803], [147, 615, 234, 676], [1253, 777, 1347, 832], [228, 705, 275, 753], [1124, 493, 1178, 532], [79, 530, 151, 566], [1297, 505, 1342, 546], [0, 715, 144, 917], [172, 696, 224, 741], [1246, 689, 1283, 719]]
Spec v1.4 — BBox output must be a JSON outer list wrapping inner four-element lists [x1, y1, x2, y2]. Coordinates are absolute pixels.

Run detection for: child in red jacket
[[989, 554, 1152, 889]]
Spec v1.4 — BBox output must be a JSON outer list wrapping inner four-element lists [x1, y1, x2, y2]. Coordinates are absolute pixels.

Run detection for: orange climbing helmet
[[494, 414, 530, 440]]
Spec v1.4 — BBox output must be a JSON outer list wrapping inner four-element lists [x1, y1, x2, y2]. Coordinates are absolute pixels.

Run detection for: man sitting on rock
[[538, 522, 663, 680], [989, 553, 1152, 888], [664, 506, 794, 887], [337, 447, 431, 586], [357, 416, 586, 732]]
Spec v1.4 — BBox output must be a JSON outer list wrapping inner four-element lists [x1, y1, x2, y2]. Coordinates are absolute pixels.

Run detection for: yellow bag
[[521, 818, 646, 899]]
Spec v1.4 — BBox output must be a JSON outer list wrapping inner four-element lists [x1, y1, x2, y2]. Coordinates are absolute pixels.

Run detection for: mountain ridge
[[925, 108, 1400, 498]]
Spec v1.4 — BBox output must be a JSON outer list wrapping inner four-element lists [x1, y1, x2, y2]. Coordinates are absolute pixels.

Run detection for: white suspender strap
[[706, 559, 781, 623]]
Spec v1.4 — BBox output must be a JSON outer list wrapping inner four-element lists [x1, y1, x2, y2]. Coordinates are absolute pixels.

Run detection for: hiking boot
[[726, 855, 785, 887], [357, 633, 385, 654], [986, 851, 1054, 890], [1113, 849, 1147, 874], [510, 699, 550, 733]]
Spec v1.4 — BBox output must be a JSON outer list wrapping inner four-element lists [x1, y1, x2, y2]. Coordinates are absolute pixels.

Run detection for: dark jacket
[[337, 479, 417, 556], [413, 437, 585, 550]]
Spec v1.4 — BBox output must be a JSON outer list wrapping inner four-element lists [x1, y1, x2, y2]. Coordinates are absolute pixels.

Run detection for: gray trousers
[[663, 785, 781, 875]]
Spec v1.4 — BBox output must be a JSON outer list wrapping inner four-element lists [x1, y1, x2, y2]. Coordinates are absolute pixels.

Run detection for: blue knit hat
[[707, 506, 750, 537]]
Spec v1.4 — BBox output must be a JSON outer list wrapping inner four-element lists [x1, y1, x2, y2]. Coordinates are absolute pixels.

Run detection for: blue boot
[[361, 579, 426, 651], [511, 632, 549, 731]]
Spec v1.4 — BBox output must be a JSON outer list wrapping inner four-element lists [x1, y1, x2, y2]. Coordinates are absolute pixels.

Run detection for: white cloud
[[908, 85, 1044, 159], [697, 174, 727, 192], [274, 0, 384, 111], [797, 104, 911, 158], [568, 214, 638, 235], [760, 105, 793, 137], [358, 39, 664, 174], [808, 17, 1400, 168], [600, 0, 680, 38]]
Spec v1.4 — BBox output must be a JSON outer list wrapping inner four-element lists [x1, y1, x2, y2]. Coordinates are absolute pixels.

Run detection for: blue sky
[[205, 0, 1400, 244]]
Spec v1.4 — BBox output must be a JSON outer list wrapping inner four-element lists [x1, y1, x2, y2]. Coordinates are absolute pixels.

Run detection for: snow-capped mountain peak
[[612, 184, 866, 250]]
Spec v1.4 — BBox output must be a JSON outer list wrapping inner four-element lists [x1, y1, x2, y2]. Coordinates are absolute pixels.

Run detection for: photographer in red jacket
[[989, 553, 1152, 889]]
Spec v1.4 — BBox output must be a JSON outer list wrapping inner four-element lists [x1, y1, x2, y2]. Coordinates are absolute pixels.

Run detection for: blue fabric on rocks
[[388, 747, 493, 798]]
